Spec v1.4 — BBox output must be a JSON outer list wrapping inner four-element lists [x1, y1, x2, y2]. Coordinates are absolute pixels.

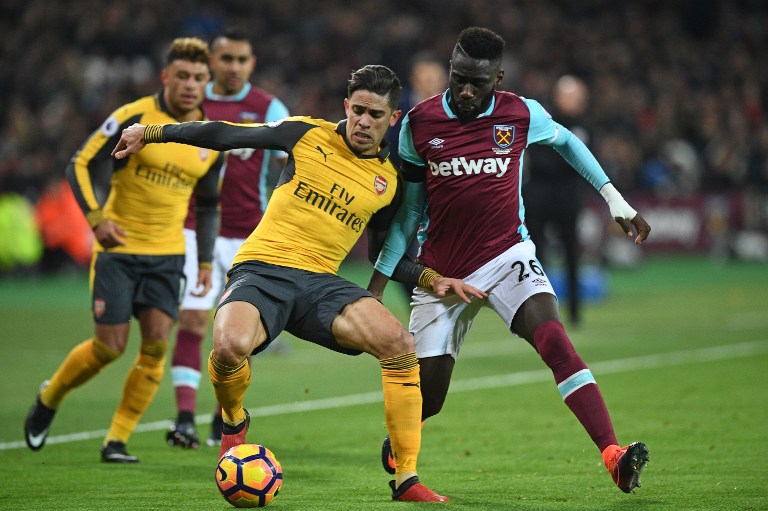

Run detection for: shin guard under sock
[[41, 337, 119, 409], [534, 320, 617, 452], [380, 352, 422, 479], [105, 338, 167, 444], [208, 351, 250, 426]]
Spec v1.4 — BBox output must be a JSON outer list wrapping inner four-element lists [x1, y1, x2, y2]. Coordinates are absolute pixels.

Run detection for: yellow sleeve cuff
[[143, 124, 164, 143], [417, 268, 442, 289], [86, 209, 105, 229]]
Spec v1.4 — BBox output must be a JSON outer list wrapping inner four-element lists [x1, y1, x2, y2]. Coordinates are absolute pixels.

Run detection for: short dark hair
[[453, 27, 505, 63], [347, 65, 402, 111], [166, 37, 209, 65], [211, 28, 252, 51]]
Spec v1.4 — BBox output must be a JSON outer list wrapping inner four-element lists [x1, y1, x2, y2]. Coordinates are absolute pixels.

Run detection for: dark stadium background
[[0, 0, 766, 273], [1, 4, 767, 509]]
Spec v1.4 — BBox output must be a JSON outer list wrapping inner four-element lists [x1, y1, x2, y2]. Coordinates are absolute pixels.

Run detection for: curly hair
[[454, 27, 505, 62], [166, 37, 210, 65]]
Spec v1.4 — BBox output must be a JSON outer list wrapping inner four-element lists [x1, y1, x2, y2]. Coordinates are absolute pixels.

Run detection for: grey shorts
[[91, 252, 185, 324], [218, 261, 372, 356]]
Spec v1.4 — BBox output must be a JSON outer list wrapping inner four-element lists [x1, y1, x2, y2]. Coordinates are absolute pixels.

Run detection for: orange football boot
[[602, 442, 650, 493]]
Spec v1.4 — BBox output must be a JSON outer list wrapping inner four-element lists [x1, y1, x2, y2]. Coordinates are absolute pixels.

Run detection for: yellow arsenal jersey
[[66, 92, 224, 256], [157, 117, 401, 274]]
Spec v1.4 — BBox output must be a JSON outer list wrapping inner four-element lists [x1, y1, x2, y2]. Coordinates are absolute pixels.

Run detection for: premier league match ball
[[216, 444, 283, 508]]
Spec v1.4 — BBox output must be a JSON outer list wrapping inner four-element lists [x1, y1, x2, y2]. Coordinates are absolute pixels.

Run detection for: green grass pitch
[[0, 255, 766, 510]]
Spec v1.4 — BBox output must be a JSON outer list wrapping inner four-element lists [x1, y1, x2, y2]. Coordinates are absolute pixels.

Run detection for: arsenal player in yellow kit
[[24, 38, 224, 464], [113, 65, 485, 502]]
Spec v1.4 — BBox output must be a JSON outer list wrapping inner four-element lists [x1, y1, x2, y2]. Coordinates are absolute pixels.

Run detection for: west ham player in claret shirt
[[167, 29, 289, 450], [370, 27, 652, 495]]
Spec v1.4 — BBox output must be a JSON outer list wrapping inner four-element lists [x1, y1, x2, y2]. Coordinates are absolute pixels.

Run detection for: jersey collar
[[336, 120, 391, 161], [156, 88, 205, 121], [442, 89, 496, 119], [205, 82, 252, 102]]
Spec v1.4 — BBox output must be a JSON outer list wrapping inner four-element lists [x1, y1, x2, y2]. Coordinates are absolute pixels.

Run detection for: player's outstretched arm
[[111, 123, 147, 159]]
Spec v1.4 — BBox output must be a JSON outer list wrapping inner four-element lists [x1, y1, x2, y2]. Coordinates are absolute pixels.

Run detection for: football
[[216, 444, 283, 508]]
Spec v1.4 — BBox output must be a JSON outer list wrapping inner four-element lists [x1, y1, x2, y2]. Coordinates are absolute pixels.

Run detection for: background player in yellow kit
[[24, 37, 225, 464]]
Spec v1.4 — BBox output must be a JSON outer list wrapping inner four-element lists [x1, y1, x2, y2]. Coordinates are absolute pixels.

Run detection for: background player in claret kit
[[113, 65, 485, 502], [167, 29, 289, 450], [23, 37, 225, 463], [370, 27, 652, 494]]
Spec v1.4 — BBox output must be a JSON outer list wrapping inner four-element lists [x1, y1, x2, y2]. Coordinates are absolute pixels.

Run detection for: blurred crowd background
[[1, 0, 767, 273]]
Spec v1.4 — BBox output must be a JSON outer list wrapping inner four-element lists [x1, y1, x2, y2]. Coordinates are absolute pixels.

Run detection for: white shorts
[[409, 239, 556, 359], [181, 228, 245, 310]]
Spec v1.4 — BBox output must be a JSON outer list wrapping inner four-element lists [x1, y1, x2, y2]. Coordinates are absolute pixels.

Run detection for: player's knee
[[211, 342, 249, 367], [400, 330, 416, 353], [212, 331, 254, 366], [379, 328, 416, 359], [178, 309, 210, 335], [93, 333, 129, 356], [534, 320, 581, 366], [91, 336, 122, 363], [140, 338, 169, 363], [212, 302, 266, 365]]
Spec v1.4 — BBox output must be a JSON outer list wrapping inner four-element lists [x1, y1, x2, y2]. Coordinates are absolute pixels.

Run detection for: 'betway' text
[[428, 157, 511, 178]]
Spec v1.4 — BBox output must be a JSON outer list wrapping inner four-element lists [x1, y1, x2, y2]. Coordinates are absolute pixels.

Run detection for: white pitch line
[[727, 311, 768, 331], [2, 340, 766, 451]]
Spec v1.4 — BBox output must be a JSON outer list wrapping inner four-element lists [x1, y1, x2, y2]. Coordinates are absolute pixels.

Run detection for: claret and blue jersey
[[183, 82, 290, 238], [377, 89, 611, 279]]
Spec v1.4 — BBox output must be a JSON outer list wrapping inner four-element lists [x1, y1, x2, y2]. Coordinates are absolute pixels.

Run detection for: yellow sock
[[41, 337, 119, 409], [208, 351, 250, 426], [105, 338, 167, 444], [380, 352, 421, 486]]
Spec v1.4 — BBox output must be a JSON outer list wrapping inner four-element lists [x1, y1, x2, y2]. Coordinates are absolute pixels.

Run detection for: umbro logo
[[428, 138, 444, 148]]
